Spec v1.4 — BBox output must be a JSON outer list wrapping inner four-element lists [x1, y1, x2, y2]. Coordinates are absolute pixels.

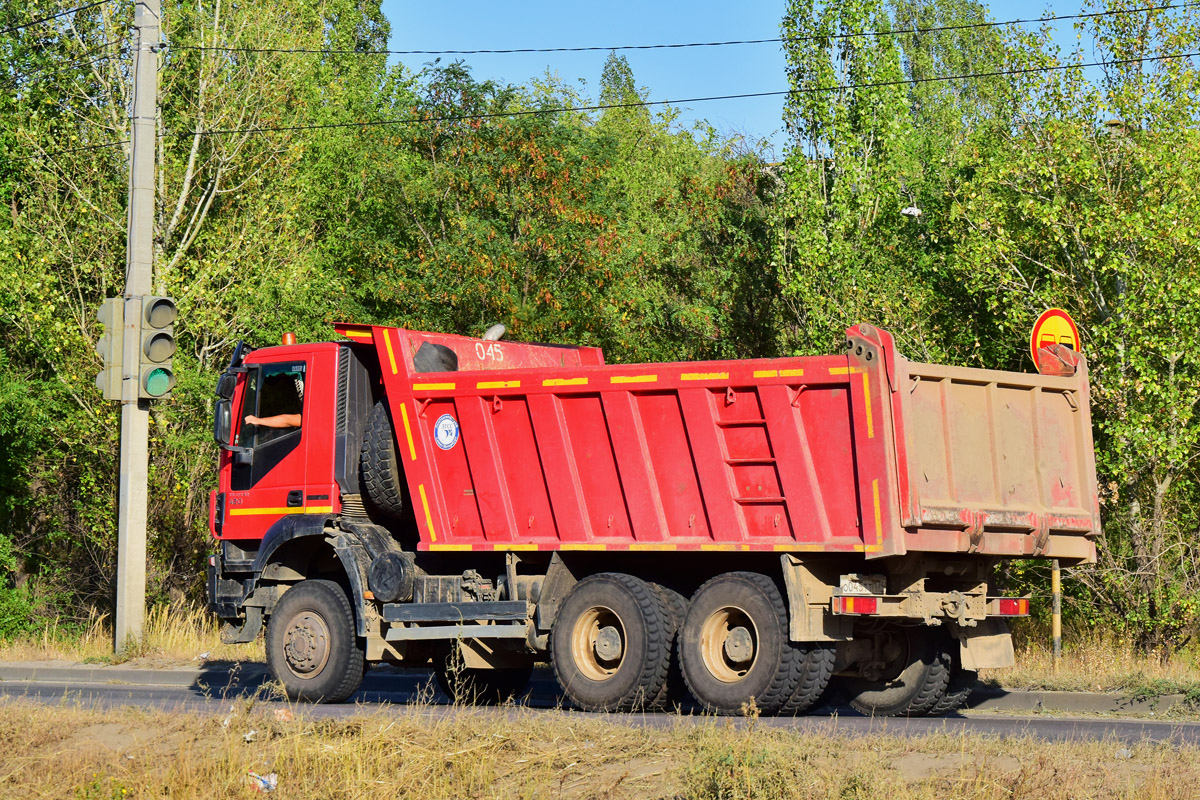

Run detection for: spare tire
[[360, 401, 407, 518]]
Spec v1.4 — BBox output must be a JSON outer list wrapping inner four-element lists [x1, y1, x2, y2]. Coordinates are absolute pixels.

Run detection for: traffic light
[[95, 298, 124, 401], [138, 296, 177, 399]]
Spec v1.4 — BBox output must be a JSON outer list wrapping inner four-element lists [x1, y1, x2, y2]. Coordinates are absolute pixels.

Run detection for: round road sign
[[1030, 308, 1080, 366]]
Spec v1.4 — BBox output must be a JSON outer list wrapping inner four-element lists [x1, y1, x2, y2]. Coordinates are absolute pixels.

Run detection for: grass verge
[[0, 604, 259, 665], [981, 625, 1200, 698], [0, 698, 1196, 799]]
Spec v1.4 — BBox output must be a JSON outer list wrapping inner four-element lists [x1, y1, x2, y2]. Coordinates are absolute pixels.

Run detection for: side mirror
[[215, 372, 237, 399], [213, 399, 232, 446]]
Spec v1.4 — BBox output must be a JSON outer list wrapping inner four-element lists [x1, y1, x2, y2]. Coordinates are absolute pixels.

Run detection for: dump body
[[325, 322, 1097, 565]]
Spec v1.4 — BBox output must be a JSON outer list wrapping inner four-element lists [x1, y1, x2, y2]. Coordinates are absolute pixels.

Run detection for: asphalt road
[[3, 665, 1199, 745]]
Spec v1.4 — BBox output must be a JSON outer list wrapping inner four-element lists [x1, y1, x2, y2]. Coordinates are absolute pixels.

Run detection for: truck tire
[[550, 573, 670, 711], [266, 579, 365, 703], [677, 572, 800, 716], [778, 642, 836, 715], [360, 401, 406, 518], [434, 657, 534, 705], [842, 625, 950, 717], [926, 640, 976, 715], [649, 583, 689, 710]]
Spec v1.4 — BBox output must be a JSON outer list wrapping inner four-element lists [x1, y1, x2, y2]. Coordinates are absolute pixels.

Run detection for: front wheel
[[266, 579, 365, 703]]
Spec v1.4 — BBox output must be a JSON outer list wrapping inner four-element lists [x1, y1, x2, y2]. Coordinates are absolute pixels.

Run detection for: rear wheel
[[551, 573, 670, 711], [778, 643, 836, 715], [926, 638, 976, 715], [649, 583, 689, 710], [678, 572, 799, 715], [266, 579, 365, 703], [841, 624, 949, 717]]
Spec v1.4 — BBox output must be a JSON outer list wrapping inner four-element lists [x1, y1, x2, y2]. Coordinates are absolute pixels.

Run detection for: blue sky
[[378, 2, 1084, 157]]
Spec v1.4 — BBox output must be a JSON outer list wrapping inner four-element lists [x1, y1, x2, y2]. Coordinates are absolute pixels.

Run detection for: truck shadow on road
[[188, 662, 972, 718]]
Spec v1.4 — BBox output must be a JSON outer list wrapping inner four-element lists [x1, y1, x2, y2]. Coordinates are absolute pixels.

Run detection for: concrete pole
[[116, 0, 160, 654]]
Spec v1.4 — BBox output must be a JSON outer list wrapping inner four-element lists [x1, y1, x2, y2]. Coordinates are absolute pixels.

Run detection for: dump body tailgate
[[859, 324, 1100, 564]]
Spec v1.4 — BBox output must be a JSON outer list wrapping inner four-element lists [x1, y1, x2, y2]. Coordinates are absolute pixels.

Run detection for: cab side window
[[232, 363, 306, 490]]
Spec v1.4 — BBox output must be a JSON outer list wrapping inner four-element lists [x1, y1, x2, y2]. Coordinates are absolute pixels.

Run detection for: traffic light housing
[[95, 298, 125, 400], [138, 296, 177, 399]]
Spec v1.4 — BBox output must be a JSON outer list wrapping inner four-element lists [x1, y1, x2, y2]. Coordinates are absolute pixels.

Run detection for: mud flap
[[958, 618, 1015, 670]]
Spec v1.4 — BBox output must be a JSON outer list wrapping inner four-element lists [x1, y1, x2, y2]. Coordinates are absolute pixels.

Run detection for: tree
[[951, 1, 1200, 651], [774, 0, 1009, 363]]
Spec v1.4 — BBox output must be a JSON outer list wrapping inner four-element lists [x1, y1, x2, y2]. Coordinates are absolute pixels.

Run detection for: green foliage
[[0, 3, 774, 628], [950, 1, 1200, 650], [775, 0, 1200, 650], [775, 0, 1009, 362]]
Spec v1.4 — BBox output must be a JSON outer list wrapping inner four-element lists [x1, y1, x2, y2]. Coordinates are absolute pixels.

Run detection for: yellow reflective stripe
[[872, 478, 882, 547], [341, 329, 372, 339], [753, 370, 778, 378], [228, 506, 333, 516], [383, 329, 399, 375], [543, 377, 588, 386], [828, 366, 852, 375], [558, 543, 606, 550], [780, 368, 804, 377], [400, 402, 417, 461], [413, 382, 455, 391], [491, 543, 540, 551], [477, 380, 520, 389], [681, 372, 729, 381], [419, 484, 437, 542], [629, 543, 677, 551], [428, 544, 473, 551], [862, 372, 874, 438], [611, 375, 657, 384]]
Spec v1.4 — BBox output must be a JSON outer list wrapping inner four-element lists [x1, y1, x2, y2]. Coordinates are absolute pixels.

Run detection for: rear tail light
[[834, 595, 879, 615], [995, 597, 1030, 616]]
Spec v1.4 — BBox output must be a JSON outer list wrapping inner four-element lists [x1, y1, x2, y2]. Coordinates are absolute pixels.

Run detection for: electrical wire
[[10, 47, 1197, 162], [1, 0, 113, 37], [157, 49, 1198, 141], [162, 2, 1200, 57]]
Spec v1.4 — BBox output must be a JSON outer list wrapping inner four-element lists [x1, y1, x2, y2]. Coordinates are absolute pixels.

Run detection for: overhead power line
[[163, 2, 1200, 57], [12, 48, 1197, 162], [1, 0, 112, 37], [161, 48, 1200, 138]]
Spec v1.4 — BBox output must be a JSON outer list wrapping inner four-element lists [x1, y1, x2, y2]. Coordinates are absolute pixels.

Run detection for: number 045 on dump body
[[207, 322, 1098, 716]]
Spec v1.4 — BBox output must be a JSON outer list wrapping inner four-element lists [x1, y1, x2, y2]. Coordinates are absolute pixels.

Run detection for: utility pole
[[116, 0, 160, 653]]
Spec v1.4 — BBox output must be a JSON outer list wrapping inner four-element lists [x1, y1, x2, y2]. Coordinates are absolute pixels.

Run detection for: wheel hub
[[594, 625, 623, 661], [723, 626, 754, 663], [571, 606, 626, 681], [283, 610, 330, 676], [700, 606, 759, 683]]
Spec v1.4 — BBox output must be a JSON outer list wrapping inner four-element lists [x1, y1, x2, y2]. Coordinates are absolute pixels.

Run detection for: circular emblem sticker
[[433, 413, 460, 450]]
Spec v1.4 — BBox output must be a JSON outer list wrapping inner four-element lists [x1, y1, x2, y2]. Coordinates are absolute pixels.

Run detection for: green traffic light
[[144, 367, 174, 397]]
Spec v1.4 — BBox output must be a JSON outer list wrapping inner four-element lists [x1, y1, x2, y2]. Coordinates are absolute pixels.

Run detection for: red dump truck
[[207, 322, 1099, 715]]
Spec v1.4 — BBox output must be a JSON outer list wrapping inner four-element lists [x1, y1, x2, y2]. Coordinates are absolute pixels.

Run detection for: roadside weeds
[[2, 697, 1199, 800]]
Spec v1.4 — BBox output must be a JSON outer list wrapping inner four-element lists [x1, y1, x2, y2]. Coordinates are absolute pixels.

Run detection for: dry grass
[[0, 697, 1196, 799], [981, 625, 1200, 696], [0, 604, 260, 665]]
